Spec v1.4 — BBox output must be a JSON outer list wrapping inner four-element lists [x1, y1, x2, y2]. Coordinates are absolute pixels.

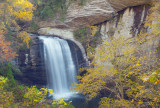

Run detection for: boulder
[[65, 0, 115, 29], [64, 0, 151, 29]]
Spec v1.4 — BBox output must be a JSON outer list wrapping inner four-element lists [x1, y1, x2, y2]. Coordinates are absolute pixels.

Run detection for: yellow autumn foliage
[[52, 98, 72, 108], [74, 36, 138, 100], [0, 0, 35, 51], [18, 31, 30, 48], [13, 0, 35, 21], [75, 33, 159, 107], [0, 77, 14, 108], [87, 25, 98, 37], [74, 1, 160, 107], [23, 86, 49, 106]]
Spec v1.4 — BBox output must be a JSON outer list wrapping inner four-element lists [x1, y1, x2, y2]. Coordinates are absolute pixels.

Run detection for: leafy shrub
[[99, 97, 133, 108], [29, 20, 39, 32], [52, 98, 74, 108], [0, 63, 16, 88], [12, 85, 28, 102], [78, 0, 86, 6], [23, 86, 74, 107], [70, 0, 87, 6], [23, 86, 55, 107], [0, 76, 14, 108], [74, 25, 101, 50], [40, 6, 55, 20], [23, 86, 47, 106], [33, 0, 68, 21]]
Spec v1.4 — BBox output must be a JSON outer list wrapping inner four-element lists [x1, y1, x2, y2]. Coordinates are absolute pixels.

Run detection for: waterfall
[[39, 36, 77, 99]]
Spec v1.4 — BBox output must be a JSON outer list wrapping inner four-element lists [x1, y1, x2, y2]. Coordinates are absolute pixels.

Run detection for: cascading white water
[[39, 36, 77, 99]]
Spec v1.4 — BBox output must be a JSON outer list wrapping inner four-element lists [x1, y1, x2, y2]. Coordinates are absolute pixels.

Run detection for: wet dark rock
[[15, 37, 47, 87]]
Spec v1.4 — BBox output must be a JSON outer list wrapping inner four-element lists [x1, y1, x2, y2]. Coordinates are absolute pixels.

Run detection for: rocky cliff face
[[100, 5, 149, 39], [37, 0, 151, 29], [37, 1, 155, 61], [99, 5, 160, 66], [15, 37, 47, 87]]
